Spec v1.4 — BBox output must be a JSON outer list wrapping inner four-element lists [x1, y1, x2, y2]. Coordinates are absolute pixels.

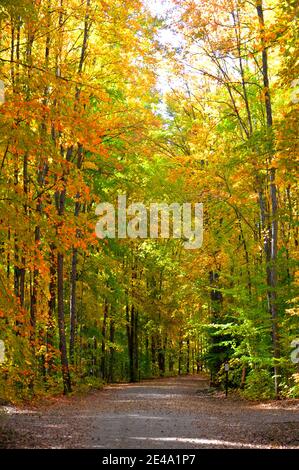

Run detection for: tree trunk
[[256, 0, 280, 398], [69, 245, 78, 364], [186, 337, 190, 374], [101, 300, 108, 379], [151, 334, 156, 375], [178, 334, 183, 375], [69, 0, 90, 363], [46, 243, 56, 377], [57, 252, 71, 394], [133, 309, 138, 380], [109, 316, 115, 383]]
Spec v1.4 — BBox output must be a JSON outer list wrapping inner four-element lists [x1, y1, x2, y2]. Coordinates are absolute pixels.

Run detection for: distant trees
[[0, 0, 298, 401]]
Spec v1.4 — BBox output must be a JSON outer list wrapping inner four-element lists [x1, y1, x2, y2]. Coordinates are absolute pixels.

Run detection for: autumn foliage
[[0, 0, 298, 400]]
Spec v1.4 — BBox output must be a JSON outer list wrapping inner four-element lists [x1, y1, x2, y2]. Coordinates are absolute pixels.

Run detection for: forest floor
[[0, 375, 299, 449]]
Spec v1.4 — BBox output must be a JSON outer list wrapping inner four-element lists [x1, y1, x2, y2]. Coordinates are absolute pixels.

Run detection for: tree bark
[[108, 316, 115, 382], [101, 300, 108, 379], [69, 0, 90, 363], [57, 252, 71, 394], [256, 0, 280, 398]]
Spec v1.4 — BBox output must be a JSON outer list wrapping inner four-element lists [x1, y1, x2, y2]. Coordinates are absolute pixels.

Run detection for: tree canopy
[[0, 0, 298, 401]]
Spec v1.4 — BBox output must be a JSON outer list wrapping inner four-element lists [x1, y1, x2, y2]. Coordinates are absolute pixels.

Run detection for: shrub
[[243, 369, 275, 399]]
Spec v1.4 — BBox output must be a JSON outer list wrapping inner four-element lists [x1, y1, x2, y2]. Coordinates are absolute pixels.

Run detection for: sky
[[144, 0, 182, 48], [145, 0, 173, 19]]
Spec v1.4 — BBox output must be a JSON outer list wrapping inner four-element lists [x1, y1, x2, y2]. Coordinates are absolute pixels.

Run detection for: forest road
[[1, 374, 299, 448]]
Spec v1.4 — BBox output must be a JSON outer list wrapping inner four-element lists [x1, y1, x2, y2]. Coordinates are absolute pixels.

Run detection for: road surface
[[1, 375, 299, 448]]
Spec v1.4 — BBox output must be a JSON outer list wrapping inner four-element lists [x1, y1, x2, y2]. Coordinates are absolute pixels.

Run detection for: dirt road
[[1, 375, 299, 448]]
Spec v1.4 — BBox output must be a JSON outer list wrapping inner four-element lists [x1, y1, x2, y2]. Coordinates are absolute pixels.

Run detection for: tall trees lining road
[[0, 0, 298, 400]]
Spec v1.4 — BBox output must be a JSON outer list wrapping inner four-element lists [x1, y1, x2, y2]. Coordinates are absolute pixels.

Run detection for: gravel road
[[1, 375, 299, 449]]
